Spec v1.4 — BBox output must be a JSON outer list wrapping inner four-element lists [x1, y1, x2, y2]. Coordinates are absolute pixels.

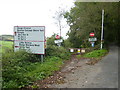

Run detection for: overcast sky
[[0, 0, 75, 39]]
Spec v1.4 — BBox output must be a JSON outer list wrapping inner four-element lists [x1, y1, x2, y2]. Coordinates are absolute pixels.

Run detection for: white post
[[101, 9, 104, 49]]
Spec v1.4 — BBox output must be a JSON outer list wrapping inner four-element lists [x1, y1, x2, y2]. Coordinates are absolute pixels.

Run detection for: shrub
[[46, 45, 71, 60], [2, 55, 64, 88], [2, 47, 70, 88], [2, 40, 71, 88], [63, 39, 73, 48], [2, 50, 40, 88]]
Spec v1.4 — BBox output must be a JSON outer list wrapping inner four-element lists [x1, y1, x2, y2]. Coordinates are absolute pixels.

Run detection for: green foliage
[[63, 39, 72, 48], [0, 41, 13, 53], [47, 34, 56, 46], [31, 85, 39, 88], [64, 2, 119, 47], [25, 57, 63, 81], [46, 45, 71, 60], [2, 50, 40, 88], [76, 55, 81, 59], [2, 41, 71, 88], [80, 40, 91, 48], [2, 49, 66, 88], [83, 49, 108, 58]]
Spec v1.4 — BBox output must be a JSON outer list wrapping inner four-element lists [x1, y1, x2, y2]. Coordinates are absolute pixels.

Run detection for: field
[[0, 41, 13, 53]]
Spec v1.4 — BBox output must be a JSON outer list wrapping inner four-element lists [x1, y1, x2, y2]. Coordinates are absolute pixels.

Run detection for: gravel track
[[48, 45, 118, 88]]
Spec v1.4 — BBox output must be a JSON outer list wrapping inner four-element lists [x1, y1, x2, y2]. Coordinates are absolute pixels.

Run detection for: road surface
[[48, 45, 118, 88]]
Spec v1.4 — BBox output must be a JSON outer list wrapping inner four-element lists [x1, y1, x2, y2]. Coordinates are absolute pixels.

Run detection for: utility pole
[[101, 9, 104, 49], [58, 20, 61, 37]]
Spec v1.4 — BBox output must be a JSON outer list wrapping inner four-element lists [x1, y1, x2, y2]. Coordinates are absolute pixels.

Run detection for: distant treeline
[[0, 35, 13, 41]]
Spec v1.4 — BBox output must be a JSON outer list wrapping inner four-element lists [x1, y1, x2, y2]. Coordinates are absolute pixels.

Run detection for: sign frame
[[14, 26, 45, 55]]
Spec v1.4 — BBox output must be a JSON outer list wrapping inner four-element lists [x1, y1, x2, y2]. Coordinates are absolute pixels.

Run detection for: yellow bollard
[[77, 49, 80, 53]]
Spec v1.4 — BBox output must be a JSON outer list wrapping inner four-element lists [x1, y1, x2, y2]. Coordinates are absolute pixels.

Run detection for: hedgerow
[[2, 43, 71, 88]]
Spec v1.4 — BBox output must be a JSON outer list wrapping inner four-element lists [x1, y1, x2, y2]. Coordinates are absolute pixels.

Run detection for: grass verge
[[76, 49, 108, 65], [83, 49, 108, 58], [84, 49, 108, 65]]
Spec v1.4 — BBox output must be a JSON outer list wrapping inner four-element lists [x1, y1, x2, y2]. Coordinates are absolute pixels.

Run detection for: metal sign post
[[57, 43, 61, 47], [101, 10, 104, 49], [91, 42, 95, 47], [41, 55, 44, 62], [88, 37, 97, 47]]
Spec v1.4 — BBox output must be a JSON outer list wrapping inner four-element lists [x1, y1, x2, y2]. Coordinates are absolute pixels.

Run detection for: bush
[[46, 45, 71, 60], [63, 39, 73, 48], [2, 49, 65, 88], [2, 46, 71, 88], [2, 50, 41, 88], [2, 40, 71, 88], [2, 55, 64, 88]]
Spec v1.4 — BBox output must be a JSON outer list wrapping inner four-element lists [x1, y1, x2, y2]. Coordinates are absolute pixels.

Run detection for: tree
[[53, 7, 66, 37], [64, 2, 119, 47]]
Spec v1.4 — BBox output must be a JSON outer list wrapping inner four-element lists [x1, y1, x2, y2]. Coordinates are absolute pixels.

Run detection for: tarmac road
[[49, 45, 118, 88]]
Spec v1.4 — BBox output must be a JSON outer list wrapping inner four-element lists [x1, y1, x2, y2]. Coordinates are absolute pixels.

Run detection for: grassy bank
[[76, 49, 108, 65], [1, 41, 71, 88], [83, 49, 108, 58]]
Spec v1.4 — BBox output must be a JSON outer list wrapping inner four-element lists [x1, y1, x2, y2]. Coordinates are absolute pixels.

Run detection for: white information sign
[[54, 39, 63, 44], [88, 38, 97, 42], [81, 49, 85, 53], [70, 49, 74, 52], [14, 26, 45, 54]]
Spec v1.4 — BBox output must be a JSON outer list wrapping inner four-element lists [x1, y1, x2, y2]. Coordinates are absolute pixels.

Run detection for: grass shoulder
[[76, 49, 108, 65]]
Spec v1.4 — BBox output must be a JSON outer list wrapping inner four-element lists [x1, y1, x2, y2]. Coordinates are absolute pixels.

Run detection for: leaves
[[64, 2, 119, 47], [2, 40, 71, 88]]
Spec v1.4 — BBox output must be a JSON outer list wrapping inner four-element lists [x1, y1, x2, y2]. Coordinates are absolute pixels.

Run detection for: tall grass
[[2, 41, 71, 88]]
